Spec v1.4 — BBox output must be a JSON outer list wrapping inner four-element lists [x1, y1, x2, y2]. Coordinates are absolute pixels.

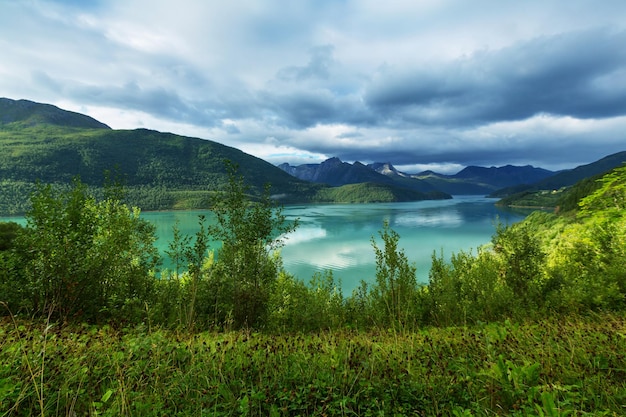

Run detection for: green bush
[[268, 270, 344, 332], [5, 178, 159, 323], [427, 248, 515, 326], [492, 223, 545, 313]]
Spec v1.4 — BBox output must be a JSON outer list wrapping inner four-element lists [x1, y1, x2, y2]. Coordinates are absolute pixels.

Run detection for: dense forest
[[0, 121, 319, 214], [0, 120, 447, 215], [0, 163, 625, 415]]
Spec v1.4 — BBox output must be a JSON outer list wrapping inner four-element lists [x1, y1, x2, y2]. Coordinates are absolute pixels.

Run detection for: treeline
[[0, 181, 214, 214], [0, 179, 439, 215], [1, 165, 625, 332], [313, 182, 451, 203]]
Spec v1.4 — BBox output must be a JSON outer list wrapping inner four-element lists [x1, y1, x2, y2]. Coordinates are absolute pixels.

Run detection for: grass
[[2, 313, 625, 416]]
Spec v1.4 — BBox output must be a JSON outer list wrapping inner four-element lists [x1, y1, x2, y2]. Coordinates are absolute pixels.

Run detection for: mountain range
[[279, 159, 556, 195], [490, 151, 626, 197], [1, 98, 624, 215]]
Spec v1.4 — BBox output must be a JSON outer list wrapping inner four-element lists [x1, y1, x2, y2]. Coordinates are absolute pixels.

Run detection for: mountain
[[280, 159, 441, 194], [0, 98, 110, 129], [0, 98, 448, 215], [492, 151, 626, 198], [278, 157, 395, 187], [494, 151, 626, 208], [369, 162, 554, 195], [0, 98, 326, 214], [454, 165, 555, 188]]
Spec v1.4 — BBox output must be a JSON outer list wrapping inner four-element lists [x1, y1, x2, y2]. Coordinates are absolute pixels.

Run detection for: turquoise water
[[1, 196, 528, 293], [278, 196, 527, 293]]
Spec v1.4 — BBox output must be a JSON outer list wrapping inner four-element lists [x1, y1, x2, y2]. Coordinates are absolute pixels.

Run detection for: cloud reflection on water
[[393, 209, 463, 228]]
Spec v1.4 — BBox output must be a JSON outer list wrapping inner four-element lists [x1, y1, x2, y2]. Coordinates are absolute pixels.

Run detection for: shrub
[[10, 178, 159, 323]]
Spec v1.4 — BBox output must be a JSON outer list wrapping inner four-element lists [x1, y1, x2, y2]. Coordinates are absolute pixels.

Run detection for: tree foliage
[[2, 178, 159, 322], [369, 221, 420, 329], [579, 165, 626, 217], [207, 162, 299, 329]]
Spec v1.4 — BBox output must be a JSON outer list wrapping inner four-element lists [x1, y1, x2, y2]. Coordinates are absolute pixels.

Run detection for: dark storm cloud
[[365, 29, 626, 126]]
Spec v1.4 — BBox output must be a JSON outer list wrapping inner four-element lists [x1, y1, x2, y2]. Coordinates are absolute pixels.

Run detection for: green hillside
[[0, 123, 323, 213], [493, 151, 626, 207], [313, 182, 450, 203], [0, 98, 449, 214]]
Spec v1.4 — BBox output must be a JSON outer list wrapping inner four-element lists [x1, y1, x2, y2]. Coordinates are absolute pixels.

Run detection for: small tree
[[208, 162, 298, 329], [16, 178, 159, 323], [370, 221, 419, 330]]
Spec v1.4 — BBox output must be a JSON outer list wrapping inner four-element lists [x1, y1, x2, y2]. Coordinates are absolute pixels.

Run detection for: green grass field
[[2, 313, 625, 416]]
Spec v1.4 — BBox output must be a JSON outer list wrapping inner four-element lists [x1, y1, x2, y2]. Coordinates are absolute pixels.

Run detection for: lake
[[276, 196, 528, 293], [1, 196, 528, 294]]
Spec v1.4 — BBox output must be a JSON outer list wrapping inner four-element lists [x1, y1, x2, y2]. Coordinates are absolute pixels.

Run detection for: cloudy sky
[[2, 0, 626, 173]]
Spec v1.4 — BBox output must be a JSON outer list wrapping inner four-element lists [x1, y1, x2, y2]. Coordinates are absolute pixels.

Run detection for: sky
[[1, 0, 626, 174]]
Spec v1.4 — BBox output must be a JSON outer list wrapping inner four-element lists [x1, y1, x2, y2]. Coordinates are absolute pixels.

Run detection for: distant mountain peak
[[0, 98, 110, 129], [416, 170, 439, 176], [321, 157, 343, 165]]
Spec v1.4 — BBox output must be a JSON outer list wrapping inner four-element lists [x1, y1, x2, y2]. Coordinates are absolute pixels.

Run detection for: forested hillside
[[0, 98, 455, 214], [493, 150, 626, 207], [0, 122, 321, 213]]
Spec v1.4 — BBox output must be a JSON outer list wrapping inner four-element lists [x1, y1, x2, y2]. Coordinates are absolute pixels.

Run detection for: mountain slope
[[0, 99, 328, 214], [0, 98, 110, 129], [494, 151, 626, 208], [0, 126, 303, 190], [493, 151, 626, 198]]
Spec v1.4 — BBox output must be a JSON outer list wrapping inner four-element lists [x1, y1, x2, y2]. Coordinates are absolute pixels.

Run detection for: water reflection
[[393, 209, 463, 228], [283, 226, 327, 244], [279, 197, 528, 292]]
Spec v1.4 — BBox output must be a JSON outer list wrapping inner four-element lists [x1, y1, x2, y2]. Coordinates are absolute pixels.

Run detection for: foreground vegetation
[[2, 313, 625, 416], [1, 163, 625, 415]]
